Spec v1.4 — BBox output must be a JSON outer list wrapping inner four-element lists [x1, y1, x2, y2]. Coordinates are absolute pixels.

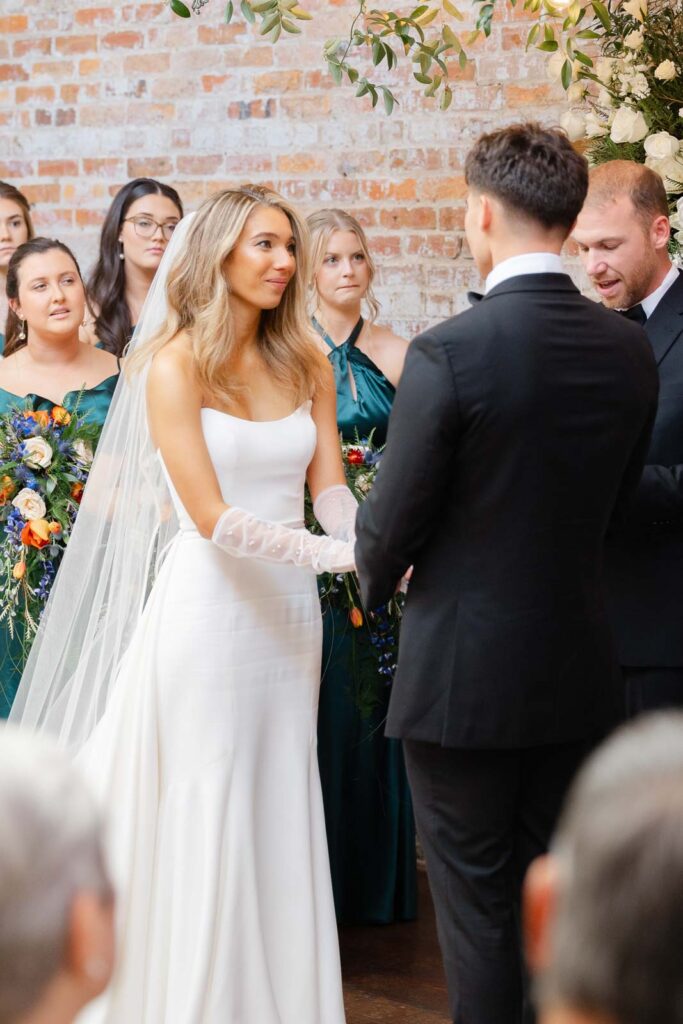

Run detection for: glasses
[[123, 216, 178, 241]]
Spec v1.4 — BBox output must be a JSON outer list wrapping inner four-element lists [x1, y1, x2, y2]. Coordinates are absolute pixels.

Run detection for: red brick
[[13, 38, 52, 58], [102, 31, 144, 49], [75, 7, 117, 26], [0, 160, 34, 177], [0, 15, 28, 33], [16, 85, 55, 103], [127, 156, 174, 177], [0, 63, 29, 82], [123, 53, 170, 74], [253, 70, 302, 94], [22, 184, 60, 203], [76, 208, 106, 227], [197, 24, 245, 44], [176, 155, 223, 175], [83, 158, 126, 177], [38, 160, 79, 176], [380, 207, 438, 229], [56, 35, 98, 55]]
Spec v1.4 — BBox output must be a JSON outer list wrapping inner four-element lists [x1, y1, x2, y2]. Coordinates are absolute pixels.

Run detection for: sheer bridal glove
[[212, 504, 356, 574], [312, 484, 358, 542]]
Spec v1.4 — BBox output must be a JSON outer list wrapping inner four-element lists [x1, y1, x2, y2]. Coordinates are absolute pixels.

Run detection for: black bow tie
[[467, 291, 484, 306], [620, 303, 646, 325]]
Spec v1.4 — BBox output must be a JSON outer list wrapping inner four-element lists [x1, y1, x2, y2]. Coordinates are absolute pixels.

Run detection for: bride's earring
[[119, 241, 125, 262], [18, 319, 26, 341]]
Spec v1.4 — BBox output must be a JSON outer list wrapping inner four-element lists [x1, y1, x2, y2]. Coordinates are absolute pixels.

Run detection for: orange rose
[[349, 606, 363, 629], [51, 406, 71, 425], [23, 409, 50, 428], [12, 561, 26, 580], [20, 518, 51, 549], [71, 482, 84, 503], [48, 521, 62, 535], [0, 475, 15, 505]]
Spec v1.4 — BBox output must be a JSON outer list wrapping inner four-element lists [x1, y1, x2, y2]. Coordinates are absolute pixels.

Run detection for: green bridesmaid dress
[[0, 372, 119, 717], [313, 315, 417, 925]]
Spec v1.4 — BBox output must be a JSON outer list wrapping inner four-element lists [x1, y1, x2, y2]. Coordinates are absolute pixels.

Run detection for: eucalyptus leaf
[[381, 86, 395, 114], [560, 58, 572, 89], [440, 85, 453, 109], [281, 17, 301, 32], [224, 0, 234, 22], [170, 0, 192, 17], [241, 0, 255, 23]]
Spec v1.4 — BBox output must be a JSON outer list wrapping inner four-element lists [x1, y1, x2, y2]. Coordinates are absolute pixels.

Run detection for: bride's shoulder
[[147, 333, 201, 408]]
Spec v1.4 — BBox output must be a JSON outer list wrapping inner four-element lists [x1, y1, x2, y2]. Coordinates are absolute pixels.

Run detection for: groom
[[354, 124, 658, 1024]]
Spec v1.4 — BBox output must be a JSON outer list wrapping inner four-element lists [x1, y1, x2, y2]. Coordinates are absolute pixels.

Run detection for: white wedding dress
[[76, 401, 346, 1024]]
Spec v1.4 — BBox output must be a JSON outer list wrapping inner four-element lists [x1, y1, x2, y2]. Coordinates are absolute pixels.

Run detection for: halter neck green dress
[[313, 315, 417, 924], [0, 372, 119, 717]]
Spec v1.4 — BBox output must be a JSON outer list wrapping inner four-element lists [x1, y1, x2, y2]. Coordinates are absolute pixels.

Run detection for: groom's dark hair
[[465, 122, 588, 233]]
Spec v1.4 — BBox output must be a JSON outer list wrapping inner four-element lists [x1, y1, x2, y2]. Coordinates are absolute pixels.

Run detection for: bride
[[10, 186, 359, 1022]]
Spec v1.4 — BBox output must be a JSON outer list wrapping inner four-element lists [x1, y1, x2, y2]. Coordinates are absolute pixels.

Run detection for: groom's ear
[[524, 853, 560, 976], [479, 193, 493, 233]]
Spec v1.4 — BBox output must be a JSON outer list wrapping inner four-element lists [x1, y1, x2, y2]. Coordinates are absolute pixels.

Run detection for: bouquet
[[307, 432, 404, 718], [0, 400, 100, 662]]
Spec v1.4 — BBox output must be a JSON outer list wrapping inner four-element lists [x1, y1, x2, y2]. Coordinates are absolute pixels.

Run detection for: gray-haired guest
[[0, 724, 115, 1024], [526, 712, 683, 1024]]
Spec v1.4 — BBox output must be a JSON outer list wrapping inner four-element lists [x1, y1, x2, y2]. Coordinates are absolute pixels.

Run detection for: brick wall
[[0, 0, 569, 338]]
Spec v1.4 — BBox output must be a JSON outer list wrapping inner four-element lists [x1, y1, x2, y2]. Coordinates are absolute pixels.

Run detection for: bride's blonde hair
[[130, 185, 324, 406], [307, 208, 380, 323]]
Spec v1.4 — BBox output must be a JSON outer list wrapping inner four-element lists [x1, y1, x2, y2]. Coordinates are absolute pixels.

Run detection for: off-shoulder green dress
[[313, 315, 417, 925], [0, 372, 119, 717]]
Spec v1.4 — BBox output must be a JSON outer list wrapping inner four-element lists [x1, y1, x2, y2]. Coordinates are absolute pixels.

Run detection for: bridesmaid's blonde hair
[[307, 209, 380, 323], [130, 185, 324, 406]]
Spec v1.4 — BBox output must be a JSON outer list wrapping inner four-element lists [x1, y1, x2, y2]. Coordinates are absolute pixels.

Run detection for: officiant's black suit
[[355, 272, 658, 1024], [605, 269, 683, 714]]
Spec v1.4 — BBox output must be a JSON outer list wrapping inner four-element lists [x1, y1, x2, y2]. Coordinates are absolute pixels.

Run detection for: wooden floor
[[340, 869, 451, 1023]]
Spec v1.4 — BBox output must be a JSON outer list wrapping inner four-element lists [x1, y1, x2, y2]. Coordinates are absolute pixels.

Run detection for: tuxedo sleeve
[[611, 350, 660, 525], [618, 462, 683, 524], [355, 332, 460, 609]]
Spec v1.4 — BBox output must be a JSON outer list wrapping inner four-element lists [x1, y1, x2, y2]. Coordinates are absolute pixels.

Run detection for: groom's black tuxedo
[[355, 272, 658, 1024], [605, 269, 683, 710]]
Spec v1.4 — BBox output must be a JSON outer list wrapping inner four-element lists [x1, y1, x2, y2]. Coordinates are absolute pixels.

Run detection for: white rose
[[73, 440, 94, 466], [643, 131, 680, 160], [546, 51, 566, 81], [610, 105, 649, 143], [623, 28, 644, 49], [622, 0, 646, 21], [12, 487, 46, 521], [585, 111, 610, 138], [567, 81, 587, 103], [561, 109, 586, 142], [655, 155, 683, 193], [628, 72, 650, 99], [595, 57, 615, 84], [22, 437, 53, 470], [654, 60, 677, 81]]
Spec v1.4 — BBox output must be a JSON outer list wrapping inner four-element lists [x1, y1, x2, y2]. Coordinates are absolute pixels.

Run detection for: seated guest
[[306, 208, 416, 925], [0, 723, 115, 1024], [526, 712, 683, 1024], [0, 183, 34, 353], [574, 162, 683, 717], [0, 238, 119, 716], [86, 178, 183, 355]]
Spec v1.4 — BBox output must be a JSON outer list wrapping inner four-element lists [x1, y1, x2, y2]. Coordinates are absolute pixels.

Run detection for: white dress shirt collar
[[484, 252, 567, 295], [640, 263, 680, 319]]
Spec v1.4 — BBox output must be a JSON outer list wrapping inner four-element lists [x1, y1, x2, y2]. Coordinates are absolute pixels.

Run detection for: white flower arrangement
[[535, 0, 682, 255]]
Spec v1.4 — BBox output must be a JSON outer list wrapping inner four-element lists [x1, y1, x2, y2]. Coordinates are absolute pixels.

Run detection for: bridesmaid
[[86, 177, 183, 355], [0, 237, 119, 716], [0, 182, 34, 353], [307, 208, 417, 924]]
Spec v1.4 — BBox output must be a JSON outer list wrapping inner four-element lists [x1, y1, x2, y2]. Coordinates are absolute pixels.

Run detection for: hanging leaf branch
[[166, 0, 568, 111]]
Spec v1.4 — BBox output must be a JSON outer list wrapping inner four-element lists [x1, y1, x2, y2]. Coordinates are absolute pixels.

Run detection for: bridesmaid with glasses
[[86, 178, 183, 356], [307, 208, 416, 925]]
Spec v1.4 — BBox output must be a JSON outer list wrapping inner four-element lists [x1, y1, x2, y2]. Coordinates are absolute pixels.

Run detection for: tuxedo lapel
[[644, 271, 683, 366]]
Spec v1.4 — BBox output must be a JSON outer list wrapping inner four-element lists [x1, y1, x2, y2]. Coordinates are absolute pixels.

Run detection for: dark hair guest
[[87, 178, 183, 356], [464, 121, 589, 230]]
